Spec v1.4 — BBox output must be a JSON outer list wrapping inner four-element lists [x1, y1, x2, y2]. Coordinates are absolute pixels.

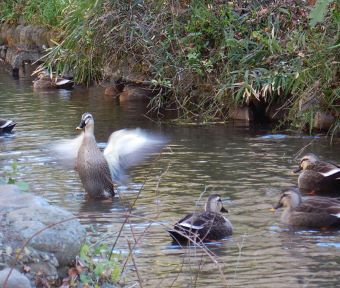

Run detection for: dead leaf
[[68, 267, 79, 278]]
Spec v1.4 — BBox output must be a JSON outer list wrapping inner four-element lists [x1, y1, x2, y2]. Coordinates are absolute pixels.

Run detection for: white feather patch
[[331, 213, 340, 218], [320, 168, 340, 177], [0, 120, 12, 128], [179, 222, 204, 230], [55, 79, 73, 86]]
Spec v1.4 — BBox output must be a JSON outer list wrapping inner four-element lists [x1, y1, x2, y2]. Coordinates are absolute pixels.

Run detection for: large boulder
[[0, 185, 86, 284], [0, 268, 31, 288]]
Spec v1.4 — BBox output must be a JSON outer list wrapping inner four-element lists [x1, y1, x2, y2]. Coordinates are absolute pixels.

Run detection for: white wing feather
[[51, 133, 84, 169], [320, 168, 340, 177], [178, 222, 205, 230], [103, 128, 166, 183]]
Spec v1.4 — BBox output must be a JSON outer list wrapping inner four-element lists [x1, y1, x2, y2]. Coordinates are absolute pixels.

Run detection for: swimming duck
[[293, 153, 340, 196], [0, 118, 16, 134], [33, 71, 74, 89], [52, 112, 166, 199], [273, 188, 340, 228], [168, 194, 233, 244]]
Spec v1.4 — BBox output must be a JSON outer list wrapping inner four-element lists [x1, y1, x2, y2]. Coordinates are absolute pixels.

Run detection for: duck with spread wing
[[53, 112, 167, 199]]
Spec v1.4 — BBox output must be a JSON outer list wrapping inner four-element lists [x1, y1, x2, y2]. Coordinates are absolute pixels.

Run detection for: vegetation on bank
[[0, 0, 339, 132]]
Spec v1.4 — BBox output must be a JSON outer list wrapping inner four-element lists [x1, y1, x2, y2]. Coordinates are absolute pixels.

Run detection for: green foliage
[[38, 0, 104, 84], [0, 161, 29, 190], [309, 0, 335, 27], [77, 242, 121, 286], [0, 0, 66, 27]]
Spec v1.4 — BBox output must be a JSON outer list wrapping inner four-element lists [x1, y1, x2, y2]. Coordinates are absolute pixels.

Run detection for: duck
[[273, 187, 340, 228], [0, 118, 16, 134], [293, 153, 340, 196], [52, 112, 166, 199], [33, 71, 74, 89], [168, 194, 233, 244]]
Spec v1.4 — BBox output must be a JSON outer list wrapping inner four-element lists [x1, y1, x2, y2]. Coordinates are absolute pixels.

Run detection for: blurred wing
[[51, 133, 84, 169], [103, 128, 167, 183]]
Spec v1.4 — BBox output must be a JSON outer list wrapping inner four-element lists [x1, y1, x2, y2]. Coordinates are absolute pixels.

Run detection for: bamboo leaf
[[309, 0, 334, 27]]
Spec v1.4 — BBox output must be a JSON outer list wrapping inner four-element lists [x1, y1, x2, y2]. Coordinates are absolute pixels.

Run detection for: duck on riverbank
[[33, 71, 74, 89]]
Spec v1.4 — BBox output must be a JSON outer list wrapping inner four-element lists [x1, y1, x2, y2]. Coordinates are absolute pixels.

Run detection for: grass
[[0, 0, 339, 132], [0, 0, 66, 27]]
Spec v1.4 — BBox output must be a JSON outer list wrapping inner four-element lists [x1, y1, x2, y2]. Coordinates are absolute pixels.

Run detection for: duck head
[[76, 113, 95, 133], [205, 194, 228, 213], [273, 188, 302, 210], [293, 153, 318, 173]]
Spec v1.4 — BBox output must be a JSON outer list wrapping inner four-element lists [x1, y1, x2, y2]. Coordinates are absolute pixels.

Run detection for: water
[[0, 67, 339, 287]]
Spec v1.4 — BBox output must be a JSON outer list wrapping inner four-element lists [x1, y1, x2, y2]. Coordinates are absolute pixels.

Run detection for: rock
[[0, 23, 53, 76], [0, 268, 31, 288], [119, 85, 151, 102], [105, 85, 121, 97], [0, 185, 86, 284], [0, 45, 7, 60], [313, 111, 335, 130], [229, 106, 254, 121]]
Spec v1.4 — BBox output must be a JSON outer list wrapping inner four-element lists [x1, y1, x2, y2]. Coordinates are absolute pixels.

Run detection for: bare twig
[[127, 239, 144, 288]]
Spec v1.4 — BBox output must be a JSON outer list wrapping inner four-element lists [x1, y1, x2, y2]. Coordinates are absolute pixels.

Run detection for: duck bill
[[273, 202, 283, 210], [220, 206, 228, 213], [76, 120, 86, 130], [293, 166, 302, 173]]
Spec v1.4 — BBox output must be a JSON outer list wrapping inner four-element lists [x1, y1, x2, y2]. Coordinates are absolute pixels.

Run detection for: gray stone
[[0, 185, 86, 282], [0, 268, 31, 288], [0, 23, 52, 75]]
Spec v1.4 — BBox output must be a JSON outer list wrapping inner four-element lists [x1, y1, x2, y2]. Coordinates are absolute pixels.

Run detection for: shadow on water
[[1, 66, 340, 287]]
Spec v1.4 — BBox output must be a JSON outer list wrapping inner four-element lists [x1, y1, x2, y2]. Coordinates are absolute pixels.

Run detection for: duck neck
[[281, 207, 292, 223], [205, 201, 219, 213], [84, 124, 95, 137]]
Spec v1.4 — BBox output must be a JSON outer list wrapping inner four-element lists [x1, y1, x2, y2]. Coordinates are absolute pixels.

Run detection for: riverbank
[[0, 0, 338, 133]]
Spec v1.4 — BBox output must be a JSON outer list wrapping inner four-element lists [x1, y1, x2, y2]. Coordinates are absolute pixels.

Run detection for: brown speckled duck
[[168, 194, 233, 243], [293, 153, 340, 196], [273, 188, 340, 228], [33, 71, 74, 89], [53, 112, 166, 199], [0, 118, 16, 134]]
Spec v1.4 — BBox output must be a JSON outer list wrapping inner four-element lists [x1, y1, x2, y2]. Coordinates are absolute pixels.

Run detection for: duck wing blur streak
[[103, 128, 166, 184], [52, 133, 84, 169]]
